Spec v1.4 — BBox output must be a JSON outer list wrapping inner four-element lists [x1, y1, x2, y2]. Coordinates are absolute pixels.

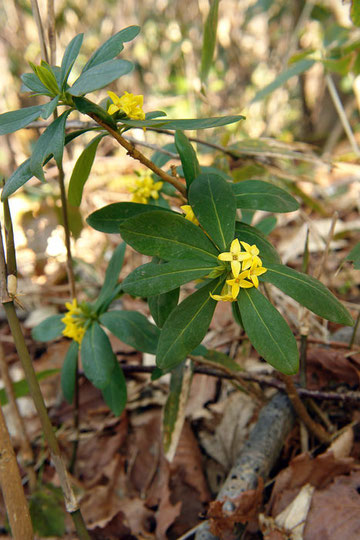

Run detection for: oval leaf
[[156, 279, 222, 370], [102, 362, 127, 416], [0, 105, 44, 135], [81, 322, 116, 389], [148, 287, 180, 328], [238, 287, 299, 374], [86, 202, 173, 233], [261, 263, 353, 325], [68, 134, 104, 206], [119, 210, 219, 264], [68, 59, 133, 96], [175, 130, 201, 188], [122, 259, 217, 297], [232, 180, 299, 213], [61, 341, 79, 403], [235, 221, 280, 264], [189, 172, 236, 251], [100, 310, 160, 354], [31, 314, 65, 341], [83, 26, 140, 72]]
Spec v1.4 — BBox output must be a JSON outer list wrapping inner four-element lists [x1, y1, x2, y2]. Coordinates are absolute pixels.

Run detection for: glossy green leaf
[[120, 210, 219, 263], [232, 180, 299, 212], [256, 215, 277, 235], [83, 26, 140, 72], [119, 115, 245, 130], [148, 287, 180, 328], [68, 134, 104, 206], [0, 105, 44, 135], [68, 59, 133, 96], [102, 362, 127, 416], [30, 110, 71, 181], [189, 172, 236, 251], [60, 33, 84, 87], [72, 95, 117, 128], [261, 263, 353, 325], [346, 242, 360, 270], [100, 310, 160, 353], [95, 242, 126, 310], [31, 314, 64, 341], [0, 369, 59, 406], [156, 278, 222, 370], [204, 348, 243, 372], [200, 0, 219, 84], [175, 130, 201, 188], [61, 341, 78, 403], [30, 62, 60, 95], [81, 322, 116, 389], [238, 287, 299, 374], [21, 72, 52, 95], [30, 485, 65, 537], [122, 259, 218, 297], [87, 202, 173, 233], [40, 96, 60, 120], [235, 221, 280, 264], [163, 362, 193, 457], [252, 58, 315, 103]]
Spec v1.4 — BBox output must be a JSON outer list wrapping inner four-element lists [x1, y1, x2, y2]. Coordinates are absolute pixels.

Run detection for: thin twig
[[46, 0, 56, 65], [30, 0, 49, 62]]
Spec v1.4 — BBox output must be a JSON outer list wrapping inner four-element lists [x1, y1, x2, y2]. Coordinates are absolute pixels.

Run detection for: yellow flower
[[61, 299, 86, 344], [180, 205, 199, 226], [247, 260, 267, 288], [107, 90, 146, 120], [218, 239, 252, 278], [210, 282, 235, 302], [240, 241, 262, 270], [226, 270, 254, 299], [128, 173, 163, 204]]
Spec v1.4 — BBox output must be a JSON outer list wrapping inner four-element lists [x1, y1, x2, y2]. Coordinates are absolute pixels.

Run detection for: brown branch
[[87, 114, 187, 197]]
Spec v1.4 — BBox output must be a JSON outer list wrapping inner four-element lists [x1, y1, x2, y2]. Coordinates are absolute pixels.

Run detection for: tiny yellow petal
[[230, 238, 241, 255], [108, 103, 119, 115], [218, 252, 233, 261], [231, 260, 241, 278]]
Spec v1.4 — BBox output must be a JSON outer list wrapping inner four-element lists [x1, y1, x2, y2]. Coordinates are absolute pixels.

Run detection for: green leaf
[[252, 58, 316, 103], [60, 33, 84, 88], [351, 0, 360, 26], [68, 134, 104, 206], [261, 263, 353, 325], [119, 115, 245, 130], [21, 72, 52, 95], [148, 287, 180, 328], [68, 59, 133, 96], [256, 215, 277, 235], [61, 341, 78, 403], [100, 310, 160, 354], [122, 259, 218, 297], [0, 105, 44, 135], [30, 110, 71, 181], [72, 96, 117, 128], [156, 278, 222, 370], [81, 322, 116, 389], [83, 26, 140, 72], [40, 96, 60, 120], [151, 142, 178, 168], [87, 202, 173, 233], [31, 62, 60, 95], [232, 180, 299, 212], [235, 221, 280, 264], [238, 287, 299, 374], [31, 314, 64, 341], [30, 485, 66, 537], [95, 242, 126, 310], [175, 130, 201, 188], [0, 369, 59, 406], [102, 362, 127, 416], [200, 0, 219, 85], [163, 362, 193, 458], [189, 172, 236, 251], [203, 348, 243, 372], [346, 242, 360, 270], [119, 210, 219, 264]]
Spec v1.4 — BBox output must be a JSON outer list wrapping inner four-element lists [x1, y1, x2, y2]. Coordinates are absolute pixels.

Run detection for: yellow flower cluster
[[61, 299, 86, 344], [211, 239, 267, 302], [128, 173, 163, 204], [107, 91, 145, 120]]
